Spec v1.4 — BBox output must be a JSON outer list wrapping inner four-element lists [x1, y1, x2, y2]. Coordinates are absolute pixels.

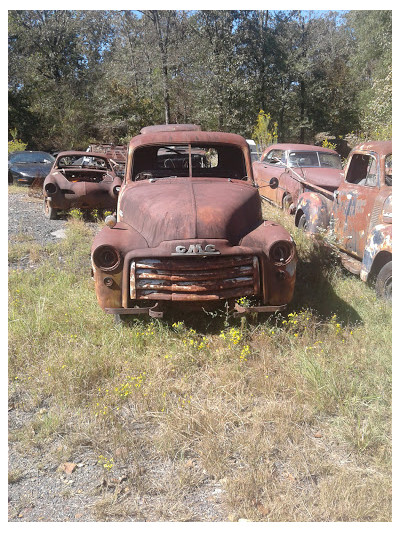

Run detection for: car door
[[332, 151, 379, 258], [253, 149, 286, 205]]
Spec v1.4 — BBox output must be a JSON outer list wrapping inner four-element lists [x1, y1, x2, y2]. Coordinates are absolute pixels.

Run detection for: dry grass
[[8, 198, 392, 522]]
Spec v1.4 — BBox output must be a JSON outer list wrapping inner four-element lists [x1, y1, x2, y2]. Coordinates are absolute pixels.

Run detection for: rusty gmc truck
[[294, 141, 392, 299], [91, 124, 297, 320]]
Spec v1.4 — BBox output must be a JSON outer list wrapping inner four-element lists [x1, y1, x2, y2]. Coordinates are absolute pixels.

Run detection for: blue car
[[8, 151, 55, 185]]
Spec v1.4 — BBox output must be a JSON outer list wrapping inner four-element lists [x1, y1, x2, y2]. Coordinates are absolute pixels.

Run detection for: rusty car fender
[[295, 191, 333, 233], [360, 223, 392, 282], [240, 221, 297, 305], [91, 222, 149, 310]]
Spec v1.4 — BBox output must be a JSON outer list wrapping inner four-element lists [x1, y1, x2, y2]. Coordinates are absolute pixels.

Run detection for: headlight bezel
[[92, 245, 121, 272], [269, 240, 295, 265]]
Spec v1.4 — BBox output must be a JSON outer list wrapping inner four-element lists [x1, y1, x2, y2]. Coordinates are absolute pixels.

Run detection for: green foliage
[[252, 110, 278, 150], [321, 138, 337, 151], [8, 129, 27, 153], [345, 10, 392, 140], [7, 10, 391, 149]]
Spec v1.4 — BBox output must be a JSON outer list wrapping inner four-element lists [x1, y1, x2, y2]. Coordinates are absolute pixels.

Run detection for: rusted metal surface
[[295, 140, 392, 294], [130, 255, 260, 300], [295, 191, 333, 233], [43, 151, 122, 215], [253, 143, 343, 212], [87, 144, 127, 178], [91, 124, 297, 317], [360, 223, 392, 282], [87, 144, 127, 163]]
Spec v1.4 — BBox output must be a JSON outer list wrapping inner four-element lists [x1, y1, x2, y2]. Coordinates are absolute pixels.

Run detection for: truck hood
[[119, 178, 262, 247], [290, 167, 343, 190]]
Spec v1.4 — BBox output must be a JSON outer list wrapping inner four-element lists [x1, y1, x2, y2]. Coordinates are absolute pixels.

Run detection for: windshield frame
[[130, 142, 248, 181]]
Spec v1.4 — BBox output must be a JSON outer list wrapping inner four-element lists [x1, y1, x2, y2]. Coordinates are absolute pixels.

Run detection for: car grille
[[130, 256, 260, 301]]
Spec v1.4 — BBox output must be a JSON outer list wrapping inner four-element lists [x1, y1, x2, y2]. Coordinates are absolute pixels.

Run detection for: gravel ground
[[8, 189, 227, 522], [8, 191, 68, 246]]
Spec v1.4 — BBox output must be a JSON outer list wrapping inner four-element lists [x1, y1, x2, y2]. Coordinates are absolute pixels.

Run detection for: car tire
[[298, 213, 308, 231], [43, 198, 58, 220], [375, 261, 392, 301]]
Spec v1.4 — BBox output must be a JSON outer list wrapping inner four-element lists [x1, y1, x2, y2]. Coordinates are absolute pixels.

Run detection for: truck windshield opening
[[131, 144, 246, 181]]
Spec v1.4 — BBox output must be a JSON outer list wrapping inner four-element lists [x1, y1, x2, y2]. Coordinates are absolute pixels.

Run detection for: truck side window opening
[[346, 153, 378, 186]]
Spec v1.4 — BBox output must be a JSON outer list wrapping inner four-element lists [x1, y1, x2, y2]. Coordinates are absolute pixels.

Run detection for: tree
[[9, 10, 97, 148], [345, 10, 392, 139]]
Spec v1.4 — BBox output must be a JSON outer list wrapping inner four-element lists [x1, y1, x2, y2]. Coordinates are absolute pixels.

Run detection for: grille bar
[[130, 255, 259, 301]]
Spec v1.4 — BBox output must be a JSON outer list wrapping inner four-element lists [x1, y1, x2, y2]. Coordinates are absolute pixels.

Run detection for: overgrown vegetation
[[252, 110, 278, 151], [8, 128, 27, 154], [8, 10, 392, 151], [8, 196, 391, 522]]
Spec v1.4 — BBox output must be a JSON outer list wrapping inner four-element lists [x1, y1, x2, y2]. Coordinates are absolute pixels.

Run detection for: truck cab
[[295, 141, 392, 299], [91, 124, 297, 319]]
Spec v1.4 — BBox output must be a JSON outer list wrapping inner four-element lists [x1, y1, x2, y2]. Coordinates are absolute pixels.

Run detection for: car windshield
[[288, 151, 342, 169], [132, 144, 247, 180], [10, 152, 55, 164], [57, 155, 110, 169]]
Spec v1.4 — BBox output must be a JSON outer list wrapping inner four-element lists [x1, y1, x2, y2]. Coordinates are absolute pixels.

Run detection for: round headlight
[[45, 182, 58, 196], [92, 245, 121, 271], [269, 240, 294, 264]]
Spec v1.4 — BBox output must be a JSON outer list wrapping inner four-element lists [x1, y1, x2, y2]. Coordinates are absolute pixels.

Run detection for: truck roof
[[129, 126, 250, 151], [353, 140, 392, 155]]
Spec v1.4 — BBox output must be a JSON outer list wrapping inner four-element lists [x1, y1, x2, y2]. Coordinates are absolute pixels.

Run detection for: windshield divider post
[[189, 143, 192, 178]]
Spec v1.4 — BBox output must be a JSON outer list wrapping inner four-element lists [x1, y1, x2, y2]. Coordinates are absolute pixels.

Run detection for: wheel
[[298, 213, 308, 231], [375, 261, 392, 301], [43, 198, 58, 220]]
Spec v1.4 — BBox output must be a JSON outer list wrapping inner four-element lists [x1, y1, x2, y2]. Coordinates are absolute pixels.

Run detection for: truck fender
[[360, 224, 392, 282], [295, 192, 332, 234]]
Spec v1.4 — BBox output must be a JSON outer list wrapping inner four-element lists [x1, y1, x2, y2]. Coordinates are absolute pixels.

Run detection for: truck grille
[[130, 256, 260, 301]]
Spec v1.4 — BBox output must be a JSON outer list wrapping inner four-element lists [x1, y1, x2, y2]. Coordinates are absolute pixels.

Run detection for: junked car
[[294, 141, 392, 299], [43, 151, 122, 219], [8, 151, 55, 185], [253, 143, 343, 212], [91, 124, 297, 320], [87, 144, 127, 178]]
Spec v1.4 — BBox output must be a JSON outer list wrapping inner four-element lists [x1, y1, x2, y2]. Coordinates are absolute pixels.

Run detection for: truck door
[[253, 149, 286, 205], [332, 151, 379, 258]]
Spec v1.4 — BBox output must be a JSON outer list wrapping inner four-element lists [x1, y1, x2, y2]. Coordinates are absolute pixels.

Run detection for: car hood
[[119, 178, 262, 247], [290, 167, 343, 189], [10, 162, 53, 178]]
